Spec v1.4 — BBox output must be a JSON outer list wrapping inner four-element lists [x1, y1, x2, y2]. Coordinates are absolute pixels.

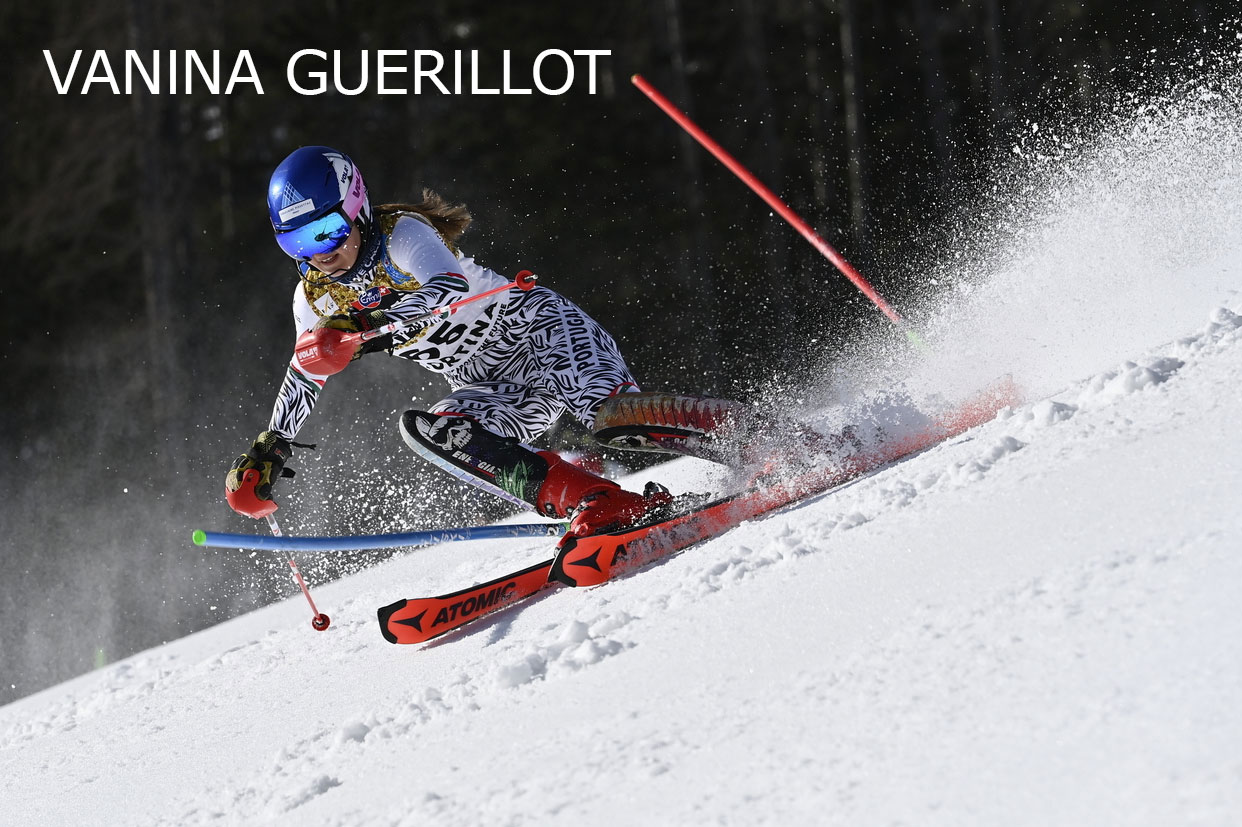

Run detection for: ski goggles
[[274, 208, 353, 260]]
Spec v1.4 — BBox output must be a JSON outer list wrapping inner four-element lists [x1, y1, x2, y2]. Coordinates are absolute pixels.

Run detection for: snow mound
[[3, 304, 1241, 826]]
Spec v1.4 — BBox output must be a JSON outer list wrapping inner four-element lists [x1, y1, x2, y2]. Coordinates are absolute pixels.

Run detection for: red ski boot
[[535, 451, 673, 538]]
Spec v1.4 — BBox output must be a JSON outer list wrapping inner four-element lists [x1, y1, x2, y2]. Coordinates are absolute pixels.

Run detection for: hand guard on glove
[[225, 430, 295, 518], [296, 310, 393, 375]]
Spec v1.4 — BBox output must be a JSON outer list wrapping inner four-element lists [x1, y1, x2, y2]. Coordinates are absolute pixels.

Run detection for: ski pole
[[358, 269, 537, 343], [630, 74, 927, 350], [295, 270, 538, 376], [266, 513, 331, 631]]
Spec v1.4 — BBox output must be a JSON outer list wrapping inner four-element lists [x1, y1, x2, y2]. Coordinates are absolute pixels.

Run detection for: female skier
[[224, 146, 762, 537]]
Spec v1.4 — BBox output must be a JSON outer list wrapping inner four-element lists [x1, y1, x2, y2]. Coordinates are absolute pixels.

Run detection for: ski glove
[[314, 309, 388, 334], [225, 430, 295, 519]]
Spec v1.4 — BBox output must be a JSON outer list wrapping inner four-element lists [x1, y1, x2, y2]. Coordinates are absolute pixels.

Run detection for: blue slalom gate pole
[[192, 522, 567, 553]]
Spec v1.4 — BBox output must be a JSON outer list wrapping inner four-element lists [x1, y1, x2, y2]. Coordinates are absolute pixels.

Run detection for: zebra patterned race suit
[[268, 210, 639, 446]]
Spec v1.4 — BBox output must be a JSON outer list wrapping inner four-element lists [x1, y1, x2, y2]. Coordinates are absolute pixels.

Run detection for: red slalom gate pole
[[631, 74, 925, 347]]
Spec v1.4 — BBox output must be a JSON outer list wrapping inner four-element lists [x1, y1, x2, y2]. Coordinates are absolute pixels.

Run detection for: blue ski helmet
[[267, 146, 371, 261]]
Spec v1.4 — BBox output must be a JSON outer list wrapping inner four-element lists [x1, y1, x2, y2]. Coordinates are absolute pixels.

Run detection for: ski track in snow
[[2, 306, 1242, 825]]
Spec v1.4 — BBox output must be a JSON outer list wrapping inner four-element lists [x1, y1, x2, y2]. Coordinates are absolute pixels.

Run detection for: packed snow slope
[[2, 304, 1241, 824], [5, 62, 1242, 827]]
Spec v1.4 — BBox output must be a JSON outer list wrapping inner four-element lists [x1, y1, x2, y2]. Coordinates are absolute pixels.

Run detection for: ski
[[550, 469, 844, 587], [377, 378, 1020, 645], [377, 558, 557, 644], [551, 377, 1023, 588], [377, 465, 864, 644]]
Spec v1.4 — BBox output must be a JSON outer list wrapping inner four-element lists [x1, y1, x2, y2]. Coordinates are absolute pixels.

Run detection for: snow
[[2, 301, 1241, 824], [6, 65, 1242, 827]]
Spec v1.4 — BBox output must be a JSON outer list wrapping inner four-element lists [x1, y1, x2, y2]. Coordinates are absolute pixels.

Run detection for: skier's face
[[309, 223, 362, 276]]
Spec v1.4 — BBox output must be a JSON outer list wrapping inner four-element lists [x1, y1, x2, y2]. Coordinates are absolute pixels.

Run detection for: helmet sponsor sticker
[[279, 198, 316, 223]]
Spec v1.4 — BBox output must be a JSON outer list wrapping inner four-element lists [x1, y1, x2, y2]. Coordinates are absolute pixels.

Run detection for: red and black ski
[[377, 461, 887, 644], [549, 470, 841, 588], [377, 558, 556, 644], [375, 481, 804, 645], [377, 378, 1020, 645]]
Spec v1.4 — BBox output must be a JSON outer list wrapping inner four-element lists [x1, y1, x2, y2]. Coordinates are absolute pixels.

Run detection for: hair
[[375, 189, 472, 245]]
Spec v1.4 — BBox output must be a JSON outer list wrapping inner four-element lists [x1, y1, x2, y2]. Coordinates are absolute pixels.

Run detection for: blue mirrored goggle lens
[[274, 211, 352, 259]]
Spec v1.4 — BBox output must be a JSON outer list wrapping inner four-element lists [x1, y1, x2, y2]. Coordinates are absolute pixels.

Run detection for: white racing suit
[[268, 210, 639, 445]]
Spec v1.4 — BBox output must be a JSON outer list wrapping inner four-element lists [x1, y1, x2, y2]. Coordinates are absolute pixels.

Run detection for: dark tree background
[[1, 1, 1235, 704]]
